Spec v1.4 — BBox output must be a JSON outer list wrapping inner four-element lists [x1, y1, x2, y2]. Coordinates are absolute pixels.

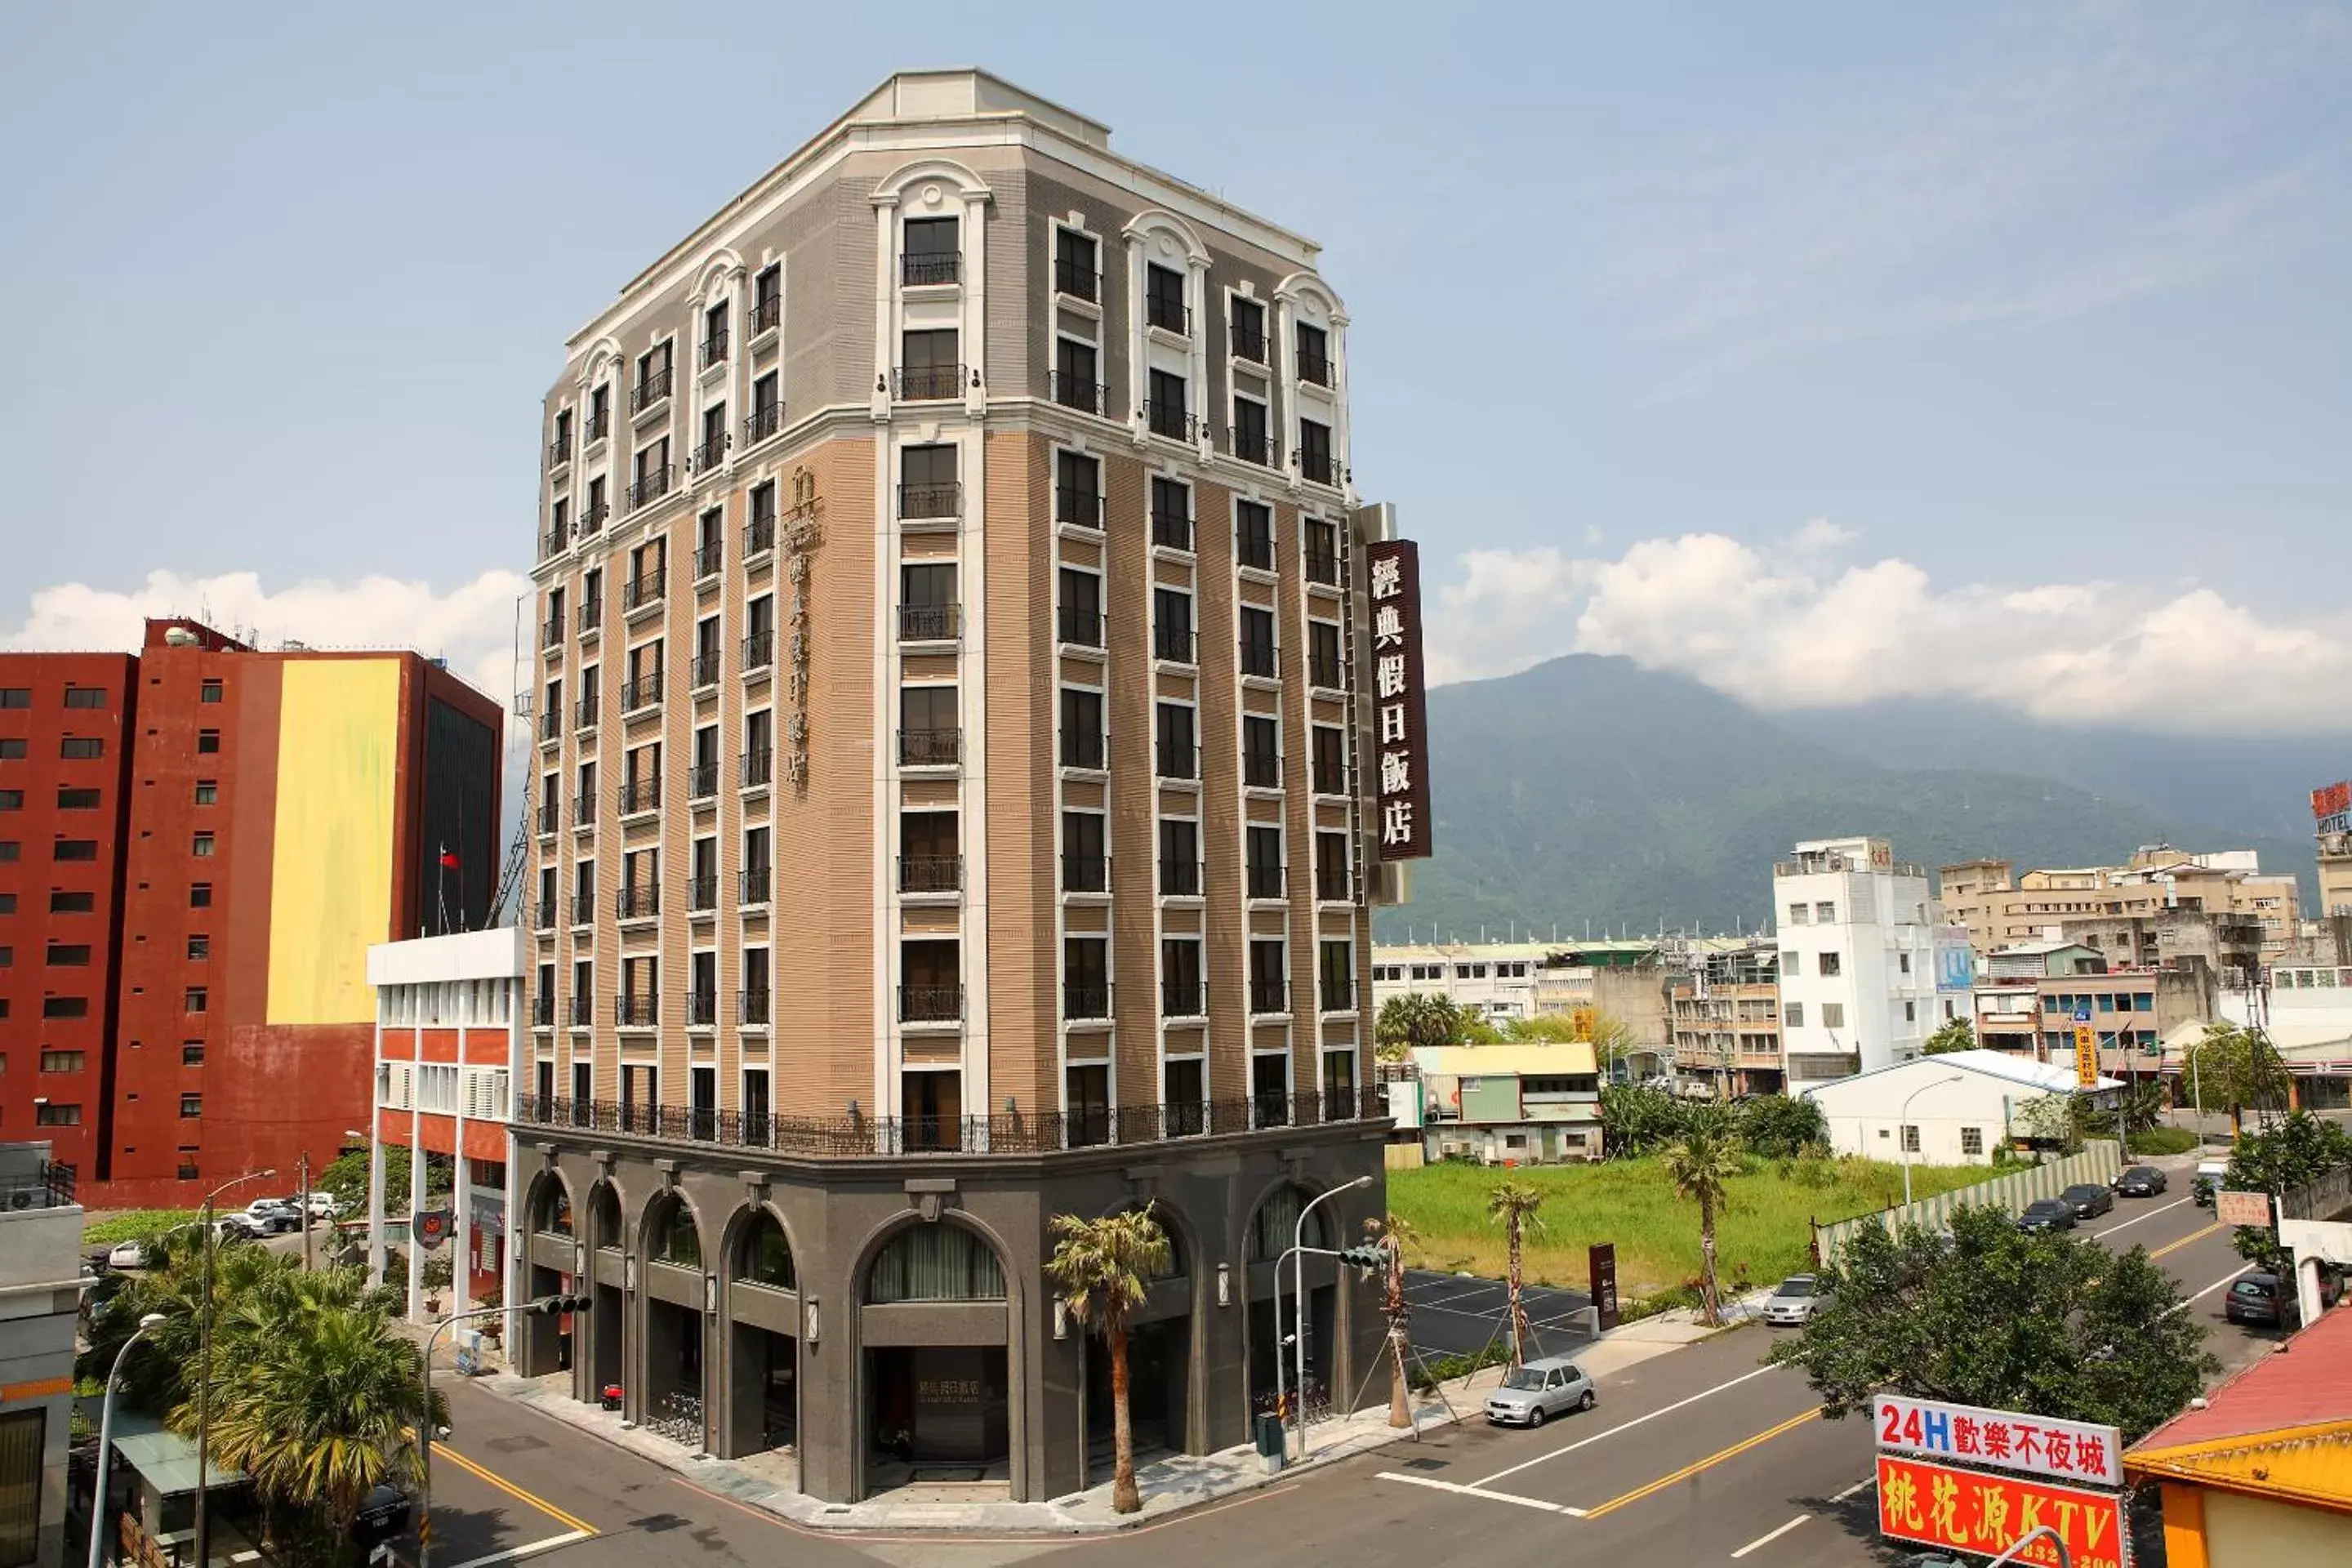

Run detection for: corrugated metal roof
[[2126, 1422, 2352, 1514], [1798, 1049, 2122, 1099], [2130, 1308, 2352, 1463], [1414, 1041, 1601, 1077]]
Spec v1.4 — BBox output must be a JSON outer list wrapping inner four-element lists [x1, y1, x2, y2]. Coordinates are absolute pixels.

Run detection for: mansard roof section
[[566, 67, 1322, 351]]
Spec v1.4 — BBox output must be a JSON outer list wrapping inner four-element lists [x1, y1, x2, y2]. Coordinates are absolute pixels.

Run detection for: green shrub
[[82, 1209, 200, 1247], [2127, 1126, 2198, 1156]]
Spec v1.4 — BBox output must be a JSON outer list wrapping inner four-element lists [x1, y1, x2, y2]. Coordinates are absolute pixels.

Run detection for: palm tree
[[1364, 1214, 1419, 1427], [1045, 1206, 1171, 1515], [1485, 1183, 1547, 1365], [1375, 994, 1463, 1061], [1662, 1117, 1745, 1327], [173, 1302, 446, 1554]]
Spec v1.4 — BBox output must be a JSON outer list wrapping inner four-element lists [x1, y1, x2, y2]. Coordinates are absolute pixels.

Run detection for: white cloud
[[2, 568, 531, 719], [1426, 526, 2352, 735]]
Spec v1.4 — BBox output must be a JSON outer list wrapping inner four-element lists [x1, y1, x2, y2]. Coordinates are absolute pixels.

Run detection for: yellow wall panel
[[266, 660, 401, 1024]]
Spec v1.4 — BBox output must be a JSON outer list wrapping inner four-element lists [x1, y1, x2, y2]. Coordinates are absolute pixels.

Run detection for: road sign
[[1588, 1243, 1620, 1330], [2216, 1189, 2273, 1228], [1876, 1454, 2126, 1568], [1873, 1395, 2123, 1486], [2074, 1025, 2098, 1089], [2073, 1004, 2092, 1024], [412, 1208, 452, 1252]]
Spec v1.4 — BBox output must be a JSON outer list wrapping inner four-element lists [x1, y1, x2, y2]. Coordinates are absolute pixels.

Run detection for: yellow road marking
[[439, 1447, 599, 1537], [2149, 1223, 2222, 1261], [1581, 1406, 1822, 1520]]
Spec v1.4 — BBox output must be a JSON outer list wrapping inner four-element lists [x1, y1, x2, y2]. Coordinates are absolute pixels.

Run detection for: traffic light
[[530, 1293, 593, 1316], [1335, 1244, 1387, 1270]]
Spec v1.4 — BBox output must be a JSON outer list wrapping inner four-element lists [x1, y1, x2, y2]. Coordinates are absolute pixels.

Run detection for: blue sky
[[3, 2, 2347, 732]]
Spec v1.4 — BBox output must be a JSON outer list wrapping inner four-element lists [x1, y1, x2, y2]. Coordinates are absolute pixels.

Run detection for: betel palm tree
[[179, 1302, 448, 1555], [1662, 1115, 1746, 1327], [1364, 1213, 1420, 1427], [1485, 1183, 1547, 1366], [1045, 1206, 1171, 1515]]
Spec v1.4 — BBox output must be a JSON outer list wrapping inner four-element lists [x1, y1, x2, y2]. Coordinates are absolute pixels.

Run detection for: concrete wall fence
[[1816, 1139, 2123, 1266]]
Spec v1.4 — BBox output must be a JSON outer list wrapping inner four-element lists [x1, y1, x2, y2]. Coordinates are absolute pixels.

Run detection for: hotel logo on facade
[[1367, 538, 1432, 862]]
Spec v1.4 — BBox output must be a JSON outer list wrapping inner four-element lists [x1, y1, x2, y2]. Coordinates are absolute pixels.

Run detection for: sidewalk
[[433, 1289, 1770, 1535]]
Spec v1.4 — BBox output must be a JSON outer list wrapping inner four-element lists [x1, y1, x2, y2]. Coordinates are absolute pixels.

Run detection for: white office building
[[1799, 1049, 2122, 1165], [1773, 836, 1940, 1080]]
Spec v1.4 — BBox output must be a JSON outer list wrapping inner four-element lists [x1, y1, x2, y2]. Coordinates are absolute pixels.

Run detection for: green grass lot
[[2127, 1126, 2199, 1156], [1388, 1156, 2000, 1300], [82, 1209, 201, 1247]]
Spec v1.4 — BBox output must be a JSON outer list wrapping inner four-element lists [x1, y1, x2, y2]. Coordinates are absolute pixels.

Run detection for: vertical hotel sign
[[1367, 539, 1432, 861]]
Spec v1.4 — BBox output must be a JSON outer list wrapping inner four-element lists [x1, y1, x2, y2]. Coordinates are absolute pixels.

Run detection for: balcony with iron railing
[[541, 615, 564, 650], [572, 697, 599, 732], [898, 984, 964, 1023], [621, 674, 662, 715], [1152, 625, 1196, 664], [1159, 858, 1203, 898], [898, 604, 961, 643], [1309, 653, 1343, 689], [894, 363, 964, 401], [1143, 400, 1196, 442], [1236, 531, 1276, 572], [740, 863, 773, 904], [616, 991, 659, 1027], [1298, 450, 1337, 486], [622, 568, 666, 612], [541, 526, 566, 559], [539, 710, 562, 742], [1063, 982, 1112, 1021], [692, 541, 723, 581], [1246, 862, 1286, 901], [1147, 295, 1189, 335], [628, 465, 675, 510], [1061, 854, 1110, 895], [577, 602, 602, 636], [547, 436, 571, 469], [898, 481, 961, 520], [898, 855, 964, 895], [570, 893, 595, 924], [738, 988, 771, 1026], [690, 432, 729, 474], [1050, 372, 1108, 416], [744, 515, 776, 559], [700, 326, 729, 368], [580, 498, 610, 533], [742, 748, 773, 789], [1160, 979, 1204, 1018], [902, 251, 961, 287], [1297, 349, 1332, 387], [510, 1086, 1389, 1157], [688, 760, 718, 800], [1243, 750, 1281, 789], [630, 368, 674, 413], [535, 800, 558, 835], [1250, 979, 1289, 1015], [1230, 322, 1267, 363], [742, 630, 774, 673], [1321, 978, 1356, 1012], [617, 778, 660, 816], [743, 402, 783, 446], [1055, 485, 1104, 528], [688, 874, 717, 912], [1057, 604, 1104, 648], [531, 994, 555, 1027], [899, 727, 961, 768], [1054, 258, 1100, 301], [1306, 546, 1340, 586], [1061, 728, 1106, 770], [1316, 867, 1352, 903], [569, 994, 595, 1025], [532, 901, 555, 931], [1228, 427, 1278, 467], [688, 991, 718, 1027], [1239, 636, 1279, 679], [1151, 507, 1192, 551], [691, 651, 720, 688], [1156, 742, 1200, 782], [750, 293, 781, 335], [616, 885, 659, 920]]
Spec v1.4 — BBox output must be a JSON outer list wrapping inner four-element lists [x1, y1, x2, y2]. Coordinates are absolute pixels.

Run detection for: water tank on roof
[[164, 627, 200, 646]]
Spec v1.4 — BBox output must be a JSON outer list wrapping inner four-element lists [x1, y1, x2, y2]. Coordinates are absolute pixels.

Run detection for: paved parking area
[[1403, 1268, 1595, 1364]]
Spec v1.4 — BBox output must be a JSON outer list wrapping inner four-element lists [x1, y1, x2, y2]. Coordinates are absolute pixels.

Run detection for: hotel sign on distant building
[[1367, 539, 1432, 861]]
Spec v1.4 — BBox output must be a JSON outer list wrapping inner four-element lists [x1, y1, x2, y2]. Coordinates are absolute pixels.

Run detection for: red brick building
[[0, 619, 502, 1205]]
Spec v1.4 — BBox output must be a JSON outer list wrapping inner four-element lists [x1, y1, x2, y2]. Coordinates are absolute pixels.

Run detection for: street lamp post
[[88, 1313, 167, 1568], [193, 1168, 274, 1568], [1900, 1076, 1964, 1208], [418, 1297, 586, 1568], [1271, 1174, 1371, 1463]]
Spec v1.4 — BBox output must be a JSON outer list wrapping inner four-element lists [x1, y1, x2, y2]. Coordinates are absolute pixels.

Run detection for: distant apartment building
[[1664, 940, 1782, 1094], [1367, 942, 1545, 1020], [1772, 836, 1940, 1080], [1388, 1040, 1603, 1164], [0, 1145, 81, 1568], [1941, 847, 2299, 974], [0, 621, 501, 1205], [1970, 939, 2209, 1069]]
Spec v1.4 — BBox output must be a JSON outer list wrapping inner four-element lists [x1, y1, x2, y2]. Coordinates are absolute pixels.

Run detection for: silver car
[[1762, 1274, 1829, 1326], [1484, 1356, 1596, 1428]]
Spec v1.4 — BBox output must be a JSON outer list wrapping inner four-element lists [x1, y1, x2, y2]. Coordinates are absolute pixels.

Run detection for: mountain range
[[1379, 655, 2339, 942]]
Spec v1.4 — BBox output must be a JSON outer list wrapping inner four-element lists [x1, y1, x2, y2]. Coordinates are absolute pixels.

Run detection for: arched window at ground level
[[865, 1223, 1005, 1303]]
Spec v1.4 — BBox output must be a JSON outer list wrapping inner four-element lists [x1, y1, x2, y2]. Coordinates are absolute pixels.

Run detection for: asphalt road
[[1401, 1269, 1594, 1363], [409, 1157, 2273, 1568]]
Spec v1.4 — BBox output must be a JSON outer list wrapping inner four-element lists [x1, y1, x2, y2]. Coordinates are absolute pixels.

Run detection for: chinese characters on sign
[[2215, 1189, 2273, 1228], [1876, 1455, 2125, 1568], [1365, 538, 1432, 862], [2074, 1023, 2098, 1089], [1873, 1395, 2123, 1486], [781, 466, 823, 791]]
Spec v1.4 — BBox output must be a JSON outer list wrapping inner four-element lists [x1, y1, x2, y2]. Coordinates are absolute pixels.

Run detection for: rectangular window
[[1161, 938, 1204, 1015], [41, 1049, 84, 1073], [1058, 566, 1102, 647], [0, 739, 23, 759], [1312, 724, 1347, 795], [0, 687, 26, 707], [1900, 1125, 1921, 1154], [898, 327, 960, 399], [1815, 902, 1835, 921], [63, 685, 106, 709], [45, 943, 91, 966], [1229, 295, 1267, 360], [1155, 702, 1196, 780], [192, 832, 215, 858], [1150, 475, 1192, 550], [56, 786, 100, 809], [1145, 262, 1187, 333], [1245, 824, 1285, 899], [1147, 368, 1189, 439], [1319, 939, 1354, 1009], [1062, 936, 1110, 1018], [1054, 336, 1101, 414], [1296, 322, 1330, 385], [1898, 951, 1912, 973], [1152, 587, 1195, 663], [0, 790, 16, 810], [1239, 607, 1276, 676], [180, 1094, 203, 1118], [43, 996, 89, 1018], [1249, 938, 1287, 1013], [1818, 951, 1841, 978], [1787, 903, 1809, 924], [1821, 1002, 1846, 1029], [53, 839, 96, 862], [1060, 810, 1107, 893], [188, 934, 210, 960], [1242, 715, 1280, 788], [899, 442, 960, 518], [1159, 817, 1200, 897], [35, 1103, 82, 1125], [1315, 831, 1351, 902], [902, 216, 960, 283], [60, 737, 104, 760], [0, 840, 16, 862], [1307, 620, 1343, 688], [1784, 1002, 1805, 1027], [199, 679, 224, 704], [185, 987, 208, 1013], [51, 890, 93, 913], [899, 686, 960, 767], [190, 882, 212, 907], [1054, 225, 1098, 301], [1960, 1127, 1984, 1157], [1305, 518, 1339, 585], [1297, 417, 1333, 483], [182, 1043, 205, 1066], [1236, 500, 1274, 570], [1054, 448, 1102, 527], [1231, 394, 1272, 465], [1904, 1000, 1917, 1022], [197, 729, 220, 753]]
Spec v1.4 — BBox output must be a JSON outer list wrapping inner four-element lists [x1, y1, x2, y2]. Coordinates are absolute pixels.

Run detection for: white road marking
[[1730, 1515, 1811, 1558], [2174, 1267, 2254, 1311], [2089, 1196, 2189, 1237], [1474, 1363, 1786, 1488], [1831, 1477, 1876, 1503], [441, 1530, 591, 1568], [1374, 1472, 1582, 1514]]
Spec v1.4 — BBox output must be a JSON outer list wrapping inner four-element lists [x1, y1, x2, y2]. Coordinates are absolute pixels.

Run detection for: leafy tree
[[1736, 1094, 1827, 1159], [316, 1146, 408, 1212], [1504, 1013, 1581, 1043], [1663, 1111, 1745, 1325], [1455, 1013, 1509, 1045], [2183, 1023, 2291, 1135], [1364, 1213, 1419, 1428], [1598, 1082, 1686, 1157], [1045, 1206, 1171, 1514], [2223, 1112, 2352, 1272], [1766, 1203, 2218, 1443], [1486, 1183, 1547, 1365], [1922, 1018, 1976, 1055], [1375, 994, 1463, 1061]]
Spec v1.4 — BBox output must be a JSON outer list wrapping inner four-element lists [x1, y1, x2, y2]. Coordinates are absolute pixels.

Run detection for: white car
[[307, 1192, 345, 1219], [106, 1239, 153, 1269], [1762, 1274, 1830, 1326]]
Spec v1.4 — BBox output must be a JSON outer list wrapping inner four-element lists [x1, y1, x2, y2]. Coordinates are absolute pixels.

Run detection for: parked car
[[2225, 1269, 2346, 1330], [216, 1213, 264, 1241], [241, 1200, 301, 1236], [105, 1239, 153, 1269], [2191, 1160, 2231, 1206], [1762, 1274, 1829, 1326], [2061, 1183, 2114, 1220], [307, 1192, 345, 1220], [2017, 1199, 2078, 1233], [1484, 1356, 1597, 1428], [2112, 1165, 2168, 1197], [350, 1483, 412, 1548]]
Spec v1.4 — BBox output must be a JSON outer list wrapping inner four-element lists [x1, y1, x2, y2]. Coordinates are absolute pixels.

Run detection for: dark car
[[2017, 1199, 2078, 1232], [2113, 1165, 2167, 1197], [351, 1483, 412, 1547], [2061, 1183, 2114, 1219], [2226, 1269, 2346, 1330]]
